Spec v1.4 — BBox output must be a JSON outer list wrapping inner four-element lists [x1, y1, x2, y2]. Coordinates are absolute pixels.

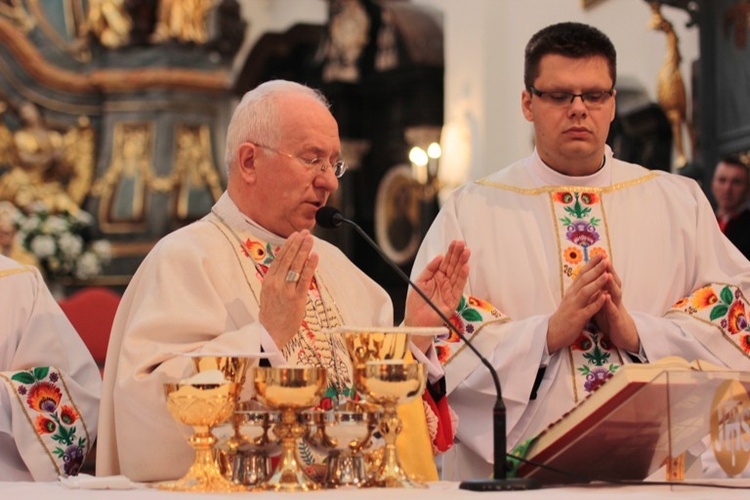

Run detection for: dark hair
[[719, 155, 748, 171], [524, 22, 617, 89]]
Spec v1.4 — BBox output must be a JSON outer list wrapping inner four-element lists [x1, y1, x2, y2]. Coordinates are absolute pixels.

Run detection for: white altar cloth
[[0, 479, 748, 499]]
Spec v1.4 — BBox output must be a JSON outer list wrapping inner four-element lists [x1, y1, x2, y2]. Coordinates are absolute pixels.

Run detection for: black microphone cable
[[316, 206, 539, 491]]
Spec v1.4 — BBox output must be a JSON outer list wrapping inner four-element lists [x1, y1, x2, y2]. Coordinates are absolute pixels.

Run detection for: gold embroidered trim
[[0, 266, 34, 278], [549, 193, 566, 300], [206, 218, 262, 306], [476, 171, 659, 195]]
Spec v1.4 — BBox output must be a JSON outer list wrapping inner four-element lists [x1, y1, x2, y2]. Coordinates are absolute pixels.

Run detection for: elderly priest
[[97, 80, 468, 482]]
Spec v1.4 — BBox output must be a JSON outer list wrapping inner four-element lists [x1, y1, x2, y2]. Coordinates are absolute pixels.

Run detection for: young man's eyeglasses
[[528, 87, 614, 108], [250, 142, 347, 178]]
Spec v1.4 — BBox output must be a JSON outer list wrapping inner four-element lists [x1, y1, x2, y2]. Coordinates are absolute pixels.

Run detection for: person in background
[[97, 79, 468, 482], [410, 22, 750, 480], [711, 156, 750, 259], [0, 255, 101, 480]]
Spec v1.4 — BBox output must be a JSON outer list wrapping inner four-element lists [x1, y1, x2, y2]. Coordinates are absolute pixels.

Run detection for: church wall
[[231, 1, 698, 185], [395, 0, 698, 184]]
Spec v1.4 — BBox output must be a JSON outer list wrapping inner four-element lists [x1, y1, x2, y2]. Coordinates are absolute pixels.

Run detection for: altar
[[2, 479, 749, 500]]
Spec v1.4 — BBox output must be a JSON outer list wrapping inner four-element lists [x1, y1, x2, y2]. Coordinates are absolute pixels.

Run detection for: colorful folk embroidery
[[552, 191, 609, 285], [5, 367, 89, 476], [437, 295, 508, 365], [570, 325, 620, 395], [551, 190, 621, 401], [238, 235, 356, 468], [669, 284, 750, 355]]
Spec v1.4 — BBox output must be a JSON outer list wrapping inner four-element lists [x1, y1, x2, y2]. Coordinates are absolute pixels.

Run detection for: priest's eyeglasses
[[528, 86, 615, 108], [251, 142, 347, 178]]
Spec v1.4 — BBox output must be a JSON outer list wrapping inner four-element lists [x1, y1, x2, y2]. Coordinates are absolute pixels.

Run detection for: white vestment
[[97, 193, 398, 482], [412, 148, 750, 480], [0, 256, 101, 481]]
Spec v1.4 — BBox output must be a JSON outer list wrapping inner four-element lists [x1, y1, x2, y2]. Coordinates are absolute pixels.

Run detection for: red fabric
[[58, 287, 121, 371], [422, 389, 454, 453]]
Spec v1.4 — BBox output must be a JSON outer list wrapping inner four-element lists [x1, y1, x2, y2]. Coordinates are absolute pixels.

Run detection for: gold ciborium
[[158, 381, 244, 492], [253, 366, 326, 492], [215, 401, 281, 487], [354, 360, 426, 488], [185, 353, 253, 401], [303, 403, 382, 488]]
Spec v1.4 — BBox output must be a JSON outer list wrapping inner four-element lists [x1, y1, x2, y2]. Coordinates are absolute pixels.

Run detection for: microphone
[[316, 206, 539, 491]]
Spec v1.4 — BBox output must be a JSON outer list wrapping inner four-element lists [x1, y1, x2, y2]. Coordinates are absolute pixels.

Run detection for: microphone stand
[[335, 215, 539, 491]]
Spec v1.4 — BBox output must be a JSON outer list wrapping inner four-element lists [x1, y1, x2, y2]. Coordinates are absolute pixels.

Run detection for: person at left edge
[[0, 255, 101, 480], [97, 79, 469, 482]]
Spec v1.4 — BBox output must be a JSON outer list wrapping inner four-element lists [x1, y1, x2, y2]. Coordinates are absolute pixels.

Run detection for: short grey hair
[[224, 80, 330, 172]]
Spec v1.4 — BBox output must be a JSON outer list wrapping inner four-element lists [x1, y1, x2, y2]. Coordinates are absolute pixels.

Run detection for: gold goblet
[[354, 360, 426, 488], [253, 366, 327, 492], [158, 381, 244, 492], [185, 354, 253, 480]]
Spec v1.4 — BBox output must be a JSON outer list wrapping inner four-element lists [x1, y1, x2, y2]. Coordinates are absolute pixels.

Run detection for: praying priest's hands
[[547, 253, 610, 353], [593, 263, 640, 353], [404, 240, 470, 352], [259, 230, 318, 349]]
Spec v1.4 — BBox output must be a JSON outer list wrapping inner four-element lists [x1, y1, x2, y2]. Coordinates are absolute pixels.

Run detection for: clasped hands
[[547, 253, 639, 354], [259, 230, 471, 353]]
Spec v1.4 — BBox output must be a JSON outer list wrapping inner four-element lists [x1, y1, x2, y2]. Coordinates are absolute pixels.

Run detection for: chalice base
[[155, 463, 246, 493], [365, 465, 426, 488], [324, 452, 368, 488], [365, 445, 426, 489], [263, 459, 319, 492], [155, 438, 245, 493]]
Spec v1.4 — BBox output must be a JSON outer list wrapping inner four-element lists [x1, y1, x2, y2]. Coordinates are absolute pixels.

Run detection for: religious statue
[[648, 2, 695, 169], [81, 0, 133, 49], [92, 122, 153, 229], [0, 0, 34, 32], [151, 0, 217, 44], [323, 0, 371, 82], [0, 100, 95, 214]]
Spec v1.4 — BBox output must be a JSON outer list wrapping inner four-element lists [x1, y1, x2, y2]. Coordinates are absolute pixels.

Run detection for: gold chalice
[[253, 366, 327, 492], [354, 360, 427, 488], [303, 403, 382, 488], [331, 325, 443, 484], [331, 326, 444, 366], [158, 381, 244, 492]]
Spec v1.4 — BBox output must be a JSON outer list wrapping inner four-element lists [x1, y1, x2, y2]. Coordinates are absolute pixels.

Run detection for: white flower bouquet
[[16, 204, 112, 280]]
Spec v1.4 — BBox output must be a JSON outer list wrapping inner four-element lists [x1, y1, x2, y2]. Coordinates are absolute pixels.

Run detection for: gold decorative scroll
[[0, 17, 230, 94]]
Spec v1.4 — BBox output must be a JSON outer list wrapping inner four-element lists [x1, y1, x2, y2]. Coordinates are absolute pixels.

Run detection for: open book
[[515, 357, 739, 484]]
